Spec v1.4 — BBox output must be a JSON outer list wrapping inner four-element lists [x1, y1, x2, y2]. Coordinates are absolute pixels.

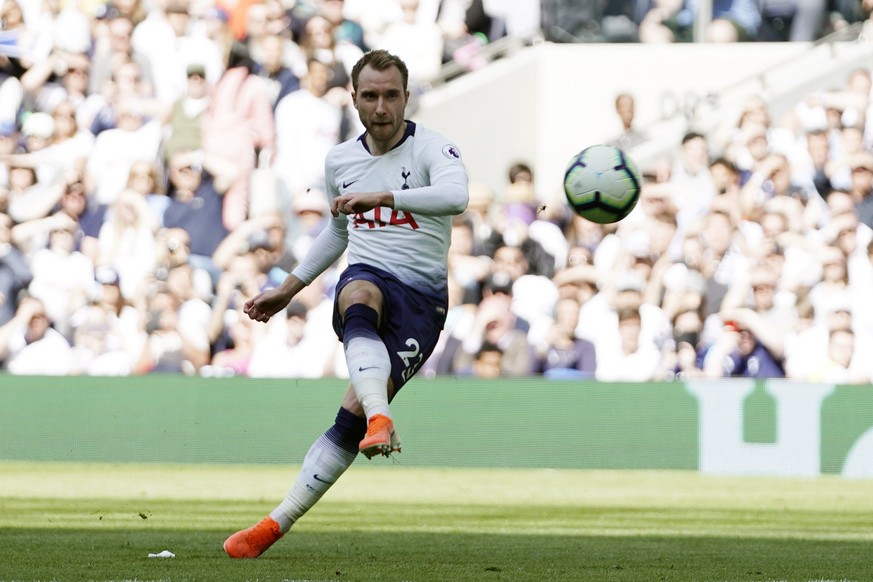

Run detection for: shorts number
[[398, 338, 422, 382]]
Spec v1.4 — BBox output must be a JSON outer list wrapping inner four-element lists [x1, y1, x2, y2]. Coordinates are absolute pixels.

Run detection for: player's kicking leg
[[336, 281, 401, 458]]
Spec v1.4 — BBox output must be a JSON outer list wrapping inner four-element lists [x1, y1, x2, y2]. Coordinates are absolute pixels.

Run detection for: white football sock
[[270, 434, 357, 532], [344, 335, 392, 419]]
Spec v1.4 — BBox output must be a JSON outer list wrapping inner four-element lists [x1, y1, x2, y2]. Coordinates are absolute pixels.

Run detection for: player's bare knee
[[338, 281, 383, 314]]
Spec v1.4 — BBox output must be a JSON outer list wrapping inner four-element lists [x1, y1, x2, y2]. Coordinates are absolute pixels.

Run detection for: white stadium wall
[[412, 41, 845, 205]]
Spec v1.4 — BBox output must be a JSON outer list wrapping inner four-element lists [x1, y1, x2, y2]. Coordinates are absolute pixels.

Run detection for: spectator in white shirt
[[0, 296, 73, 375]]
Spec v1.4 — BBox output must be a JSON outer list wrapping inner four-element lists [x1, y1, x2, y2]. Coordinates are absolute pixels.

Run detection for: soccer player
[[223, 49, 469, 559]]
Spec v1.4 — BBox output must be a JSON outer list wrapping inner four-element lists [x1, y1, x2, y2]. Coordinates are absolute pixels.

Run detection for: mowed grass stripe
[[1, 498, 871, 541], [3, 462, 873, 507], [1, 527, 871, 581]]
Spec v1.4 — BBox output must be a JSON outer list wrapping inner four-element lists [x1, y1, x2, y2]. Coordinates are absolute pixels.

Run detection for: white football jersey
[[293, 121, 469, 299]]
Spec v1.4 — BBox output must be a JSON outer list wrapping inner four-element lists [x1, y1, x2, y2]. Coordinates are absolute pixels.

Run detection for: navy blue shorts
[[332, 264, 447, 390]]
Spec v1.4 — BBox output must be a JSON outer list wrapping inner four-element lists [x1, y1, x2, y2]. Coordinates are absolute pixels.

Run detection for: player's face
[[353, 64, 409, 154]]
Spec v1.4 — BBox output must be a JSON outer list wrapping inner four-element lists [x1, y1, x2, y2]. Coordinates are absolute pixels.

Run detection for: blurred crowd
[[0, 0, 872, 382]]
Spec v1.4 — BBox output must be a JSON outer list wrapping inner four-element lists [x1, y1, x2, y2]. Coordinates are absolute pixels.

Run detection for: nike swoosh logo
[[358, 366, 378, 372], [313, 474, 334, 484], [342, 179, 359, 188]]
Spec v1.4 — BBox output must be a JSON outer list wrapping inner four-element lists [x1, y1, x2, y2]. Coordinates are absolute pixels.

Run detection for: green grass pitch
[[0, 461, 871, 581]]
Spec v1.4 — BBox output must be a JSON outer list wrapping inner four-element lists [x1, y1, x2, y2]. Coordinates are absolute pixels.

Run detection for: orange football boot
[[359, 414, 401, 459], [223, 516, 283, 558]]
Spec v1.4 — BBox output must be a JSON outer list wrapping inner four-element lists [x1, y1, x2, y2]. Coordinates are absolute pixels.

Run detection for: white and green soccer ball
[[563, 144, 642, 224]]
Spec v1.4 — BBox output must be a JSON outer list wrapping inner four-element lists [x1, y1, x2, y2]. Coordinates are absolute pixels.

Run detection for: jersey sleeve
[[290, 156, 349, 284], [392, 137, 468, 216], [290, 216, 348, 284]]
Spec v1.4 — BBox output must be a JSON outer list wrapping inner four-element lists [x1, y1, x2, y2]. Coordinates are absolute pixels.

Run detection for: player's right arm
[[244, 274, 307, 323], [244, 218, 348, 322], [293, 157, 350, 283], [245, 157, 350, 323]]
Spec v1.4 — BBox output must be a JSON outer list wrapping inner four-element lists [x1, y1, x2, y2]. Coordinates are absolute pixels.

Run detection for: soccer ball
[[563, 144, 642, 224]]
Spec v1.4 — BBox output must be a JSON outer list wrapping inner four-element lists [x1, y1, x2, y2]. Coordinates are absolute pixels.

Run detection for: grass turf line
[[0, 462, 871, 582]]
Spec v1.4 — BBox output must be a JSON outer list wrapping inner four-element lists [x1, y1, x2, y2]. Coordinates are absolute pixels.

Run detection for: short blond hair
[[351, 49, 409, 93]]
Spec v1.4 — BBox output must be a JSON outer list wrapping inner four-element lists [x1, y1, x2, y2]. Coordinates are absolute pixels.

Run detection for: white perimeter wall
[[411, 42, 835, 205]]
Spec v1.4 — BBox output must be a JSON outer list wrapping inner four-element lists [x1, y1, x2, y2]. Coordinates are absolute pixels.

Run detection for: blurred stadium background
[[2, 8, 873, 581]]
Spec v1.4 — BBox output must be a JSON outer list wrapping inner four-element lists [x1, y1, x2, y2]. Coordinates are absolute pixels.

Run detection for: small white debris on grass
[[147, 550, 176, 558]]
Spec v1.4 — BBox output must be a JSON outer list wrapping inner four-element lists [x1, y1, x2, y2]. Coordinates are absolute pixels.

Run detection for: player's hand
[[331, 192, 392, 216], [244, 287, 291, 323]]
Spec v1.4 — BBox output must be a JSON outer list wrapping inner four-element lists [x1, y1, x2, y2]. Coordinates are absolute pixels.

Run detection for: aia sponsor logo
[[351, 208, 419, 229]]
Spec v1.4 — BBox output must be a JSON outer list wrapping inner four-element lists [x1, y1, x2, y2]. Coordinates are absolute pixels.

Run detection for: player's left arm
[[333, 140, 469, 217], [393, 142, 468, 215]]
